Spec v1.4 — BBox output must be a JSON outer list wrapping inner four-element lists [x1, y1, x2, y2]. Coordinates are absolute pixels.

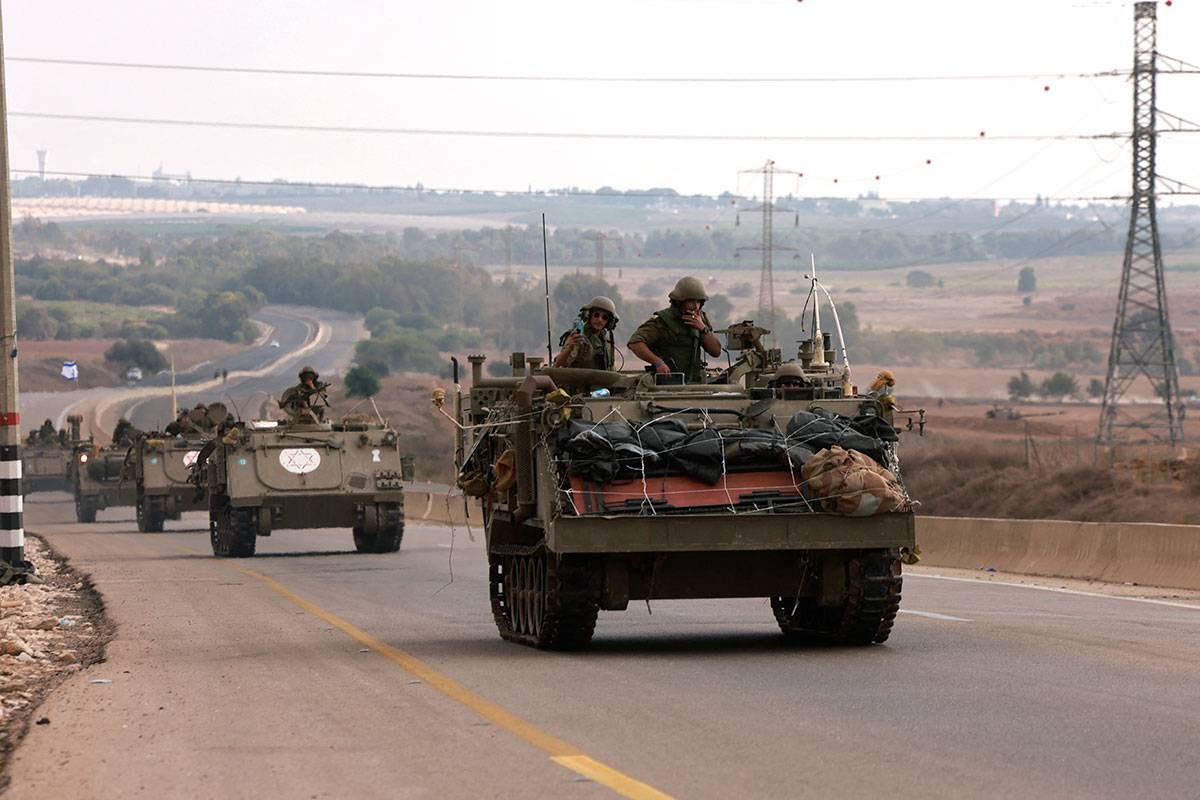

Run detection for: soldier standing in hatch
[[111, 417, 141, 447], [37, 418, 56, 444], [279, 365, 329, 423], [552, 296, 619, 370], [627, 276, 722, 384]]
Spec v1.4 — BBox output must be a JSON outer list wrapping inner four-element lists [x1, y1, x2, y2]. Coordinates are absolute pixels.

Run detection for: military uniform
[[558, 328, 614, 370], [111, 419, 141, 447], [279, 381, 328, 422], [627, 306, 713, 384]]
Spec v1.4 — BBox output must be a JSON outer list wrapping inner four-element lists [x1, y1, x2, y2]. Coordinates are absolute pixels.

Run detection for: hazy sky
[[4, 0, 1199, 201]]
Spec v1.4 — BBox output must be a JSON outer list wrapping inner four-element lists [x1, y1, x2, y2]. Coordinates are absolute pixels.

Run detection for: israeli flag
[[61, 360, 78, 381]]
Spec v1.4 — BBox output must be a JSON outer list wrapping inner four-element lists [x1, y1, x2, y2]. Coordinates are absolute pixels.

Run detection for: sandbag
[[800, 445, 909, 516]]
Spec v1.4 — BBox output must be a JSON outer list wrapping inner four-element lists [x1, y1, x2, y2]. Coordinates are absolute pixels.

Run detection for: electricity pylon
[[1097, 1, 1184, 447], [736, 160, 799, 331]]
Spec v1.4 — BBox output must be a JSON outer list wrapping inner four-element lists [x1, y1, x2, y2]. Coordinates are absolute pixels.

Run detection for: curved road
[[19, 305, 364, 439], [8, 500, 1200, 799]]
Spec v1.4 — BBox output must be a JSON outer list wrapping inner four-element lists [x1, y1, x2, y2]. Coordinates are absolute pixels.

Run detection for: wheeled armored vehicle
[[198, 416, 413, 557], [452, 306, 921, 650]]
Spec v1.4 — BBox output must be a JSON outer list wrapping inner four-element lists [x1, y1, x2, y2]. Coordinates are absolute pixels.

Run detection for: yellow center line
[[166, 541, 674, 800]]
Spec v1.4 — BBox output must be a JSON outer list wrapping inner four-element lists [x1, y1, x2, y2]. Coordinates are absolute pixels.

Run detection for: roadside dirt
[[0, 535, 113, 793]]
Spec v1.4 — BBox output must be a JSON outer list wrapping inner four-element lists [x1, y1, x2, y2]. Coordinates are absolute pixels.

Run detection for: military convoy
[[453, 283, 921, 650], [196, 412, 412, 558]]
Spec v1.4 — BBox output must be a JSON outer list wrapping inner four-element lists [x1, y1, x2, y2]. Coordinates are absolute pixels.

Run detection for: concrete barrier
[[411, 499, 1200, 591], [917, 516, 1200, 591], [408, 491, 482, 527]]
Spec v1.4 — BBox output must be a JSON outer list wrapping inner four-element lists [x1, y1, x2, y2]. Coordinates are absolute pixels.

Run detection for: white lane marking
[[908, 573, 1200, 611], [898, 609, 972, 622]]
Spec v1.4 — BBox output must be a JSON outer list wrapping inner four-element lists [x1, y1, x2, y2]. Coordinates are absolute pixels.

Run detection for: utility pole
[[0, 7, 32, 584], [1097, 1, 1184, 447], [503, 227, 514, 283], [736, 160, 799, 331]]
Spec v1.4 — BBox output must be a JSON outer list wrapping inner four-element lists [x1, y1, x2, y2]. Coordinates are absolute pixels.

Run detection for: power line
[[4, 56, 1130, 84], [9, 111, 1125, 143]]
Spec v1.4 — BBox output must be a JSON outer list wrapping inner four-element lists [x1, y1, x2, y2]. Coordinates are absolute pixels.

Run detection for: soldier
[[111, 417, 141, 447], [165, 408, 190, 436], [37, 419, 56, 444], [279, 365, 329, 423], [772, 363, 809, 390], [552, 296, 619, 370], [627, 276, 722, 384]]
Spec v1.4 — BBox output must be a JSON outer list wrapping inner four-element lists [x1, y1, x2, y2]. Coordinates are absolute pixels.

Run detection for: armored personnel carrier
[[22, 415, 83, 494], [71, 440, 137, 523], [198, 415, 412, 557], [127, 404, 229, 532], [451, 283, 921, 650]]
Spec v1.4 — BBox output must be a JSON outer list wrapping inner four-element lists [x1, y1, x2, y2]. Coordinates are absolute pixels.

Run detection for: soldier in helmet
[[111, 417, 141, 447], [279, 365, 330, 423], [772, 362, 809, 390], [164, 407, 191, 437], [37, 418, 56, 445], [552, 296, 619, 370], [627, 276, 722, 384]]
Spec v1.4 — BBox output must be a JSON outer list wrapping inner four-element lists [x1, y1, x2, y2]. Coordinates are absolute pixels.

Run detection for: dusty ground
[[0, 534, 112, 792], [503, 251, 1200, 334], [19, 338, 256, 393]]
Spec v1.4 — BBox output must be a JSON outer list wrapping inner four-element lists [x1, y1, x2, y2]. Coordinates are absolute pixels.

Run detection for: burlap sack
[[800, 445, 909, 516]]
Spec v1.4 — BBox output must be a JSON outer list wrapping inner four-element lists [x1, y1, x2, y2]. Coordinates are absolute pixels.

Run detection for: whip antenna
[[542, 213, 553, 362]]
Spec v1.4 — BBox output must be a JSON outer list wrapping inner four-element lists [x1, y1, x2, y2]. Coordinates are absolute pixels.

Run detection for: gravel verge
[[0, 536, 112, 793]]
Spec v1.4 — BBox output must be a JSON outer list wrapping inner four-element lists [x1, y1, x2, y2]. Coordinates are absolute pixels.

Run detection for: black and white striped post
[[0, 8, 33, 585]]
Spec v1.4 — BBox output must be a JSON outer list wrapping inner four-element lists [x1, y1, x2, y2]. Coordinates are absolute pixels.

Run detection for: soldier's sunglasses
[[590, 310, 612, 321]]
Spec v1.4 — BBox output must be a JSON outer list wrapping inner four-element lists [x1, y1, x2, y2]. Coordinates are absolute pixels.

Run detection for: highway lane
[[10, 499, 1200, 799], [18, 305, 363, 438], [122, 307, 363, 432]]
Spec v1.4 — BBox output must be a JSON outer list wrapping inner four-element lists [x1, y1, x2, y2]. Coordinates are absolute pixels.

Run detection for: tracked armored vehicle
[[126, 404, 230, 533], [71, 441, 137, 523], [22, 415, 83, 494], [199, 416, 412, 557], [452, 282, 921, 650]]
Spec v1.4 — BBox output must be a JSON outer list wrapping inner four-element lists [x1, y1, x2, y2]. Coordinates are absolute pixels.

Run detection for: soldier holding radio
[[552, 296, 619, 370]]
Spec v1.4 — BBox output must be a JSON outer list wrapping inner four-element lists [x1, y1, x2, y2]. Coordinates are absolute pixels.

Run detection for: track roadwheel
[[771, 549, 903, 645], [136, 493, 165, 533], [210, 499, 257, 558], [75, 493, 97, 524], [353, 502, 404, 553], [488, 551, 598, 650]]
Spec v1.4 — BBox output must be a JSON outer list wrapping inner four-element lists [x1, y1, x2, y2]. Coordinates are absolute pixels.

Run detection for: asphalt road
[[18, 305, 364, 438], [8, 498, 1200, 799]]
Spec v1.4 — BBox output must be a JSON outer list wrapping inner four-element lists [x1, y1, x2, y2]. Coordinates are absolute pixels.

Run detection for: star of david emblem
[[279, 447, 321, 474]]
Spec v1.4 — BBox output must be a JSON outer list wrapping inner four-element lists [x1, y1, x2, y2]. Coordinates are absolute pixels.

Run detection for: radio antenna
[[542, 213, 553, 362]]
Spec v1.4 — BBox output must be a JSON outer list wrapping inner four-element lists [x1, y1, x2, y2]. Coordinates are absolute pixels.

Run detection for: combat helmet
[[580, 295, 619, 327], [775, 362, 807, 386], [298, 365, 319, 381], [668, 276, 708, 303]]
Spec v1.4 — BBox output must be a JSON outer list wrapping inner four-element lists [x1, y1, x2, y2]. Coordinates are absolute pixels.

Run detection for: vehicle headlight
[[79, 454, 89, 463]]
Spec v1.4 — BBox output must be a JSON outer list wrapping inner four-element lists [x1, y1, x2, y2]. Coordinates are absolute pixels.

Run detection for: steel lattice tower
[[737, 160, 798, 331], [1097, 1, 1183, 446]]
